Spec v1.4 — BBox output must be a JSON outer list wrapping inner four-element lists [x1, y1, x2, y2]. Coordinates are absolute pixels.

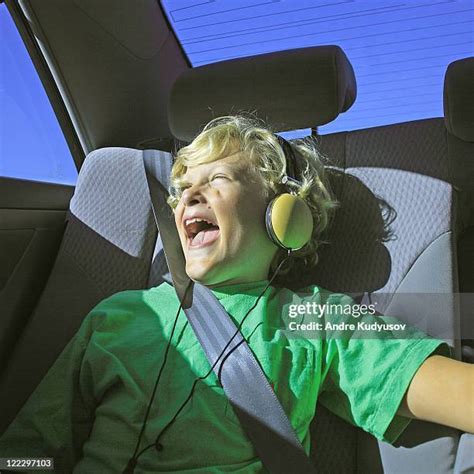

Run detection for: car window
[[0, 7, 77, 185], [161, 0, 474, 135]]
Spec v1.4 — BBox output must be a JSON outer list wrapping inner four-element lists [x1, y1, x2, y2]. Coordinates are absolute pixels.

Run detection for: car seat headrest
[[444, 57, 474, 142], [168, 45, 356, 142]]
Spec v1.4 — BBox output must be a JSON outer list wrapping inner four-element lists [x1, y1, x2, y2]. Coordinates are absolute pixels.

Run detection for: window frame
[[3, 0, 84, 173]]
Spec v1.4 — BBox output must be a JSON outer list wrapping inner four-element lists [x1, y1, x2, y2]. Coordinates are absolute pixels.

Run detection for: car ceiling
[[13, 0, 190, 158]]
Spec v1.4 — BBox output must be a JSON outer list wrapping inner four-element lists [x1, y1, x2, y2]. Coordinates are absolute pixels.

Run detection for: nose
[[181, 184, 207, 207]]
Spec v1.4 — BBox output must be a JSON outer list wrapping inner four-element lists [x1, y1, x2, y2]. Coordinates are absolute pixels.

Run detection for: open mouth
[[184, 217, 220, 248]]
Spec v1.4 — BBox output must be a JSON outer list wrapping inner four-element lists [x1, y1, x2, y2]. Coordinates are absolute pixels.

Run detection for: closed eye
[[211, 174, 230, 183]]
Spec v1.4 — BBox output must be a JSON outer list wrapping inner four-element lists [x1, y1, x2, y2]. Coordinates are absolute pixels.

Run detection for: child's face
[[174, 152, 278, 287]]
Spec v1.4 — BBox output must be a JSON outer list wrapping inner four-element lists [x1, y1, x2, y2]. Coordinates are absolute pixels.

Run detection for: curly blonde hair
[[167, 115, 338, 281]]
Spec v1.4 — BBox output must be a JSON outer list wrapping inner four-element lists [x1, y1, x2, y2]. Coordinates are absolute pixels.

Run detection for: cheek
[[173, 206, 186, 240], [173, 204, 181, 223], [215, 188, 268, 241], [235, 201, 268, 240]]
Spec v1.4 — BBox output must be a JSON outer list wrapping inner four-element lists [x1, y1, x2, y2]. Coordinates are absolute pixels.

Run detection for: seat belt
[[142, 150, 316, 474]]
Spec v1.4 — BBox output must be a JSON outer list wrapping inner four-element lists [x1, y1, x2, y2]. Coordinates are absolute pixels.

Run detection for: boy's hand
[[397, 355, 474, 433]]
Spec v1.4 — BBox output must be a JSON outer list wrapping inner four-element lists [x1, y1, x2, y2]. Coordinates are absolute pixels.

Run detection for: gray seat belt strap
[[142, 150, 316, 474]]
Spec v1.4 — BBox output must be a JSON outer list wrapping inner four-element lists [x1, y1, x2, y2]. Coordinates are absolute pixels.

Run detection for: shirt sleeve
[[318, 292, 451, 444], [0, 300, 110, 473]]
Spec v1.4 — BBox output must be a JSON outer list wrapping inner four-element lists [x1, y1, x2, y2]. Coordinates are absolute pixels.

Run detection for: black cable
[[123, 279, 193, 474]]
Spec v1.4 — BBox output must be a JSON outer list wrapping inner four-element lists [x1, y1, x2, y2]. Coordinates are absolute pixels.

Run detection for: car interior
[[0, 1, 473, 473]]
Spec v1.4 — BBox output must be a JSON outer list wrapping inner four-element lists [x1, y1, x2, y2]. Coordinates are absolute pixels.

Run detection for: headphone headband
[[266, 135, 313, 251], [275, 135, 303, 187]]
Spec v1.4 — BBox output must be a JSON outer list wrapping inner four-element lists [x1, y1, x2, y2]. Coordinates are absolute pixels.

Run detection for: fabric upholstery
[[454, 433, 474, 473], [310, 405, 357, 473], [0, 148, 158, 435], [314, 119, 461, 474]]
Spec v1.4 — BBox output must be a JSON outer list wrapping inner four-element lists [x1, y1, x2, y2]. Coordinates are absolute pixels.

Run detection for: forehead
[[182, 151, 248, 179]]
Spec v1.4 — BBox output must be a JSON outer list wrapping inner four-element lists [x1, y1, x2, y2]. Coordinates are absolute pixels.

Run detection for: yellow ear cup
[[265, 193, 313, 250]]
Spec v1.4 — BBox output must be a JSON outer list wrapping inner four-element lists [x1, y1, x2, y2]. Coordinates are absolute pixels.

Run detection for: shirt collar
[[209, 279, 271, 300]]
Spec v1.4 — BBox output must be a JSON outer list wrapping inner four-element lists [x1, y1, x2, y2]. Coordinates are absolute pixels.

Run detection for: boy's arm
[[398, 355, 474, 433]]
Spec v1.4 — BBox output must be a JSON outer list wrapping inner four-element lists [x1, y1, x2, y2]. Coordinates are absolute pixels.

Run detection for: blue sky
[[0, 7, 77, 184]]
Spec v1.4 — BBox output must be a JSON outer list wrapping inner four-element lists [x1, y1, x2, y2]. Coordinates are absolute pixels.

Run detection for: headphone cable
[[123, 279, 193, 474]]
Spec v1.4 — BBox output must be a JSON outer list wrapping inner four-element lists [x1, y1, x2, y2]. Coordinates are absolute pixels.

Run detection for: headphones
[[265, 136, 314, 251]]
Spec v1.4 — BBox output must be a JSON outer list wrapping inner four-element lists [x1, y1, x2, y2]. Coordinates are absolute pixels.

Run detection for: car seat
[[1, 47, 472, 474]]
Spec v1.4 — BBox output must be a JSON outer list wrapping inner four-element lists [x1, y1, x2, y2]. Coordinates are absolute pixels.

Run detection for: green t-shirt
[[0, 281, 448, 473]]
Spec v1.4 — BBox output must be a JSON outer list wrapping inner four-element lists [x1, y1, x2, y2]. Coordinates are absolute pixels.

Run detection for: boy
[[0, 115, 472, 473]]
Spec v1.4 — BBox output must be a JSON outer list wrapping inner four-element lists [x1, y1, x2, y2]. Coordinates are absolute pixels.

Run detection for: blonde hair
[[167, 115, 338, 281]]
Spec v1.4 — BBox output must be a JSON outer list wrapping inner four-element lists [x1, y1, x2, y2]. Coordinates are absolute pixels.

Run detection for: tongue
[[192, 228, 219, 246]]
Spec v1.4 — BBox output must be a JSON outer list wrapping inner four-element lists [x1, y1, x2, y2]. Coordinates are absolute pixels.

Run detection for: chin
[[185, 264, 215, 285], [186, 267, 233, 288]]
